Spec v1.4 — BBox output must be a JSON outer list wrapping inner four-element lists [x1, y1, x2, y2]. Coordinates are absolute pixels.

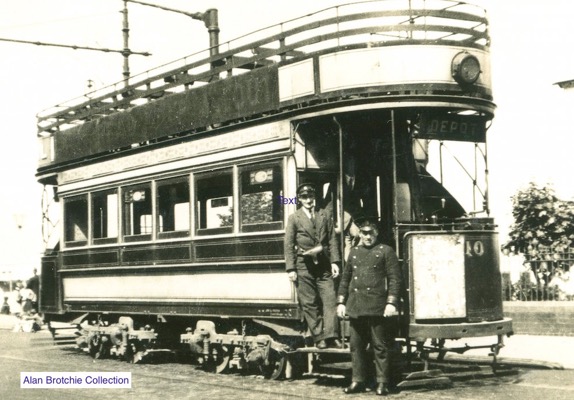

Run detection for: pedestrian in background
[[337, 216, 402, 396], [9, 282, 23, 316], [27, 268, 40, 310], [335, 210, 360, 262], [1, 296, 9, 315]]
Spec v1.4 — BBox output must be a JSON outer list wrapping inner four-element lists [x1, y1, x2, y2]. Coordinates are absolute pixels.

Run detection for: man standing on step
[[285, 183, 342, 349]]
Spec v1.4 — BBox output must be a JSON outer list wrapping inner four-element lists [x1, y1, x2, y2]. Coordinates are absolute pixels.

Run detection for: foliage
[[241, 192, 273, 224], [217, 208, 233, 227], [503, 183, 574, 256]]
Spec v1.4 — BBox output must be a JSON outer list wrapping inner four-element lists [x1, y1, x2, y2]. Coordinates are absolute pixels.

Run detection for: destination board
[[418, 112, 487, 143]]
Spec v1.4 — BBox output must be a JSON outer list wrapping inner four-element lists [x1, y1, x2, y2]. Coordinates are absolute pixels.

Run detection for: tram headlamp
[[451, 52, 481, 84]]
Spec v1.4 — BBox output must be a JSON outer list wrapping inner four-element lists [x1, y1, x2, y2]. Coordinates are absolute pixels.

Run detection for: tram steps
[[48, 322, 79, 346]]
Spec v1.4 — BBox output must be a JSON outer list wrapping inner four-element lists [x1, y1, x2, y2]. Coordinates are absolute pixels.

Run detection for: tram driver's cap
[[355, 216, 380, 232], [297, 183, 316, 196]]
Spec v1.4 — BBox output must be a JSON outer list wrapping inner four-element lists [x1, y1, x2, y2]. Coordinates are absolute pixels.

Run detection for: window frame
[[238, 160, 284, 233], [156, 175, 191, 240], [63, 194, 89, 248], [121, 182, 153, 243], [91, 188, 119, 245], [194, 168, 234, 237]]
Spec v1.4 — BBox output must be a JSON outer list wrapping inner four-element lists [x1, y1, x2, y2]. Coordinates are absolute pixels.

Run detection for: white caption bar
[[21, 372, 131, 389]]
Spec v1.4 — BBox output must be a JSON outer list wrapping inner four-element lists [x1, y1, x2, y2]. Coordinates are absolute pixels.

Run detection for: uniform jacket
[[337, 242, 401, 318], [284, 208, 341, 272]]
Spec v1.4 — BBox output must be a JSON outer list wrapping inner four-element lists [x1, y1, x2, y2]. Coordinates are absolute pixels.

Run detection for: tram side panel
[[42, 226, 299, 319]]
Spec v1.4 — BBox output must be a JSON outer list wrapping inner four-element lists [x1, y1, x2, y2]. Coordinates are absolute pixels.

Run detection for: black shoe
[[315, 340, 327, 349], [344, 382, 366, 394], [375, 383, 389, 396], [328, 338, 343, 348]]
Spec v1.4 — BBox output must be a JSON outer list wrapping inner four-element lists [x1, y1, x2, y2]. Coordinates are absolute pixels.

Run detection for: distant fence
[[501, 249, 574, 301]]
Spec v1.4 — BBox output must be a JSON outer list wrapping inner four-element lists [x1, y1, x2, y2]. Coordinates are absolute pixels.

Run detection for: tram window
[[122, 184, 152, 242], [239, 163, 283, 232], [64, 195, 88, 247], [157, 177, 190, 239], [92, 190, 118, 244], [195, 170, 233, 235]]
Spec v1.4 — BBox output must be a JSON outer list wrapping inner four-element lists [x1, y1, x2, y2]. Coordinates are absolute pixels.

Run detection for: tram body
[[36, 0, 512, 376]]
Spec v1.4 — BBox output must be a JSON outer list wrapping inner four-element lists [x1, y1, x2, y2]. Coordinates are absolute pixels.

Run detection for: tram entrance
[[295, 109, 467, 248]]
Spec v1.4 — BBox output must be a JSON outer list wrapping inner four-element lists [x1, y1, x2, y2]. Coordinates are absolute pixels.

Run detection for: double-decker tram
[[36, 0, 512, 381]]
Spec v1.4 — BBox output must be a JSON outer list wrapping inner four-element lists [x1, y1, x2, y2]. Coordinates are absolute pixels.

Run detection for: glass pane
[[92, 190, 118, 239], [157, 178, 190, 233], [64, 196, 88, 243], [123, 185, 152, 237], [240, 164, 283, 232], [196, 171, 233, 234]]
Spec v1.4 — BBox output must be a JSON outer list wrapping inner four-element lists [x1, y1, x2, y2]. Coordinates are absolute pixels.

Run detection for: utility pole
[[122, 0, 131, 87]]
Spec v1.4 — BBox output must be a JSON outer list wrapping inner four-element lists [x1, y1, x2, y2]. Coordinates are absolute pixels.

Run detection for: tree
[[503, 183, 574, 256]]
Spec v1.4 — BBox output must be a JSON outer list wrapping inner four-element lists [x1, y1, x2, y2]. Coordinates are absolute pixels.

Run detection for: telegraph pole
[[122, 0, 131, 87]]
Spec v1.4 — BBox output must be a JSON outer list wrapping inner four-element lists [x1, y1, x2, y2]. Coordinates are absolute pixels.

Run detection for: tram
[[36, 0, 512, 380]]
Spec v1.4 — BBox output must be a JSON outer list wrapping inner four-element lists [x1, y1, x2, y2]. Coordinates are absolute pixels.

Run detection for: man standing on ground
[[337, 217, 402, 396]]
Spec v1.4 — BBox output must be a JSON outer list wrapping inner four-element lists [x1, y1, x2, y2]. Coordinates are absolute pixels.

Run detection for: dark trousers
[[295, 261, 339, 342], [349, 316, 393, 383]]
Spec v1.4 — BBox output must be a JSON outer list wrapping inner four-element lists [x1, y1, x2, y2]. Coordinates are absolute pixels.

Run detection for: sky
[[0, 0, 573, 279]]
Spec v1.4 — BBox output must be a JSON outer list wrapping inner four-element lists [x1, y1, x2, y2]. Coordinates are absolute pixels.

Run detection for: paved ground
[[3, 328, 574, 400], [451, 335, 574, 369]]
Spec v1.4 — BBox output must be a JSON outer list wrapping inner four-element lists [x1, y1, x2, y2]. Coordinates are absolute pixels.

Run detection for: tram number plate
[[465, 240, 485, 257]]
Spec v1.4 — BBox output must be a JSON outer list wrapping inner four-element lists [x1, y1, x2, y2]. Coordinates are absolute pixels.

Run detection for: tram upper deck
[[36, 0, 492, 178]]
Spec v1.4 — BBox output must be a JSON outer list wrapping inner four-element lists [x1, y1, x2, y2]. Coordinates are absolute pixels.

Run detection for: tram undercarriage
[[48, 311, 513, 388]]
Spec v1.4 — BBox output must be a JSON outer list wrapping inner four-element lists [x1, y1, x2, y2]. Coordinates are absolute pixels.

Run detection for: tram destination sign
[[418, 112, 487, 143]]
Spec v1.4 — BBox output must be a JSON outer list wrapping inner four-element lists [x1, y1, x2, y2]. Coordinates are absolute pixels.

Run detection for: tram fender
[[252, 319, 302, 337], [69, 313, 89, 325]]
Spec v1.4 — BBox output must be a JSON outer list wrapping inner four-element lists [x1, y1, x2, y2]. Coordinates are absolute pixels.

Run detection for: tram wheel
[[259, 348, 286, 380], [205, 345, 232, 374]]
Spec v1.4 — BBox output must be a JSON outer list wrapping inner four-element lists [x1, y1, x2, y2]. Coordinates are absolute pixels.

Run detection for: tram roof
[[36, 0, 489, 138]]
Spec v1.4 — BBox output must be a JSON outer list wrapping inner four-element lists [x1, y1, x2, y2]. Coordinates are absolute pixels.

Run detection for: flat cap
[[355, 215, 380, 232], [297, 183, 316, 196]]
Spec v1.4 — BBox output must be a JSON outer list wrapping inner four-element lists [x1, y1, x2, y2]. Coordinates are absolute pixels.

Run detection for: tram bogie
[[36, 0, 512, 383]]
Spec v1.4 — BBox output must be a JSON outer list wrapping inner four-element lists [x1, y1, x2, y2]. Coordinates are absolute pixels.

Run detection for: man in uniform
[[285, 183, 342, 349], [336, 217, 402, 396]]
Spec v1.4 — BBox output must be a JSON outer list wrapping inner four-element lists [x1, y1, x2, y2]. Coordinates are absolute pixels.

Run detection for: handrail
[[36, 0, 488, 136]]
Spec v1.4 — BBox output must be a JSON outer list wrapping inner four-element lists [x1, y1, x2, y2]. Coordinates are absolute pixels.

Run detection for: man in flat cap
[[336, 217, 402, 396], [285, 183, 342, 349]]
